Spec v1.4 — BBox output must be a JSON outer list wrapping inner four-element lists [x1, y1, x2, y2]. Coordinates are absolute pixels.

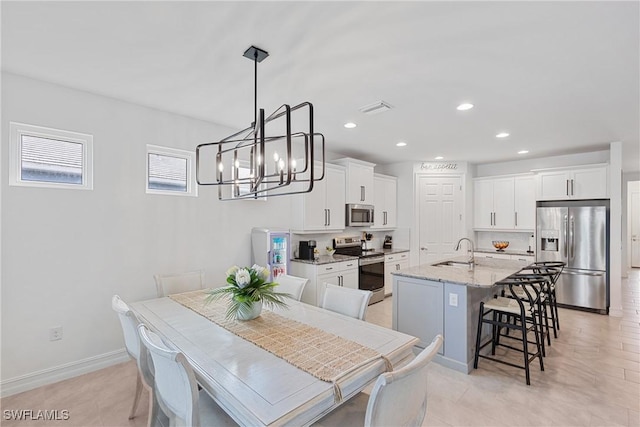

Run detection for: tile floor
[[1, 270, 638, 426]]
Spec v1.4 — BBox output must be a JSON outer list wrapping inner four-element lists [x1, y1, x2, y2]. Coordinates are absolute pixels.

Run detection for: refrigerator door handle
[[569, 216, 575, 261], [563, 270, 605, 277], [563, 214, 569, 259]]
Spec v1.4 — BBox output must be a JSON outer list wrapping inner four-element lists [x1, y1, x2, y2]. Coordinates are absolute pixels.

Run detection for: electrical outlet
[[50, 326, 63, 341], [449, 293, 458, 307]]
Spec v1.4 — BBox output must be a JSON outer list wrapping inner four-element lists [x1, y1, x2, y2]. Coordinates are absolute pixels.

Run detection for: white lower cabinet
[[289, 260, 358, 306], [384, 252, 409, 296], [474, 252, 534, 265]]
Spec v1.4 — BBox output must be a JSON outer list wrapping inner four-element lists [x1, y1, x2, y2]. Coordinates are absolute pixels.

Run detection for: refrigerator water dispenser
[[540, 229, 559, 252]]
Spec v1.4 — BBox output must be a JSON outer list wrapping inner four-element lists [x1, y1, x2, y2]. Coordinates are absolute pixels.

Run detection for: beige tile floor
[[2, 270, 639, 427]]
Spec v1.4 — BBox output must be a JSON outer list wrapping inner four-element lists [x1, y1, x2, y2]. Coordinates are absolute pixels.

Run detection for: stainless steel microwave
[[346, 204, 374, 226]]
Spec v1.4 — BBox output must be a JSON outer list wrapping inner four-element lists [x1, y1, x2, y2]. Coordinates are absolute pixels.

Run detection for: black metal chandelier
[[195, 45, 325, 200]]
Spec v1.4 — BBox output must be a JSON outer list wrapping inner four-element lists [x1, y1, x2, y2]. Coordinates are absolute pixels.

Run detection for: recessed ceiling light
[[434, 156, 444, 160], [344, 122, 357, 129], [396, 142, 407, 147], [518, 150, 529, 155], [496, 132, 510, 138], [456, 103, 474, 111]]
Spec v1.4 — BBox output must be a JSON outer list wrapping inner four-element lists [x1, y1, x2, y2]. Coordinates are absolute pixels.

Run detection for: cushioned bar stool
[[473, 275, 547, 385]]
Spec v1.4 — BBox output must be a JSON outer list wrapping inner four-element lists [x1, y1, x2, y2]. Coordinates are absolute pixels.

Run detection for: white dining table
[[130, 296, 419, 427]]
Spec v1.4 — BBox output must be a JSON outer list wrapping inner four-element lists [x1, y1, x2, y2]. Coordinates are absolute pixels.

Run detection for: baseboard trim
[[609, 307, 624, 317], [0, 349, 130, 397]]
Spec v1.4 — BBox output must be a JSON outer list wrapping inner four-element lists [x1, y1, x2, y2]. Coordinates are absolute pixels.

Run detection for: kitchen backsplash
[[290, 227, 411, 258], [475, 230, 535, 253]]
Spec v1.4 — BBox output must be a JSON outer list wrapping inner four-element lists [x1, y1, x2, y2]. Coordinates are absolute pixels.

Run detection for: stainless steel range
[[334, 236, 385, 305]]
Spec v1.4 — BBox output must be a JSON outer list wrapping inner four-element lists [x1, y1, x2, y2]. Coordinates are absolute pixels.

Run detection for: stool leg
[[519, 312, 531, 386], [531, 309, 545, 373], [473, 302, 485, 369]]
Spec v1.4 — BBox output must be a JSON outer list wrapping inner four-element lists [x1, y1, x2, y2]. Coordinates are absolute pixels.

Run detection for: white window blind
[[148, 153, 187, 192]]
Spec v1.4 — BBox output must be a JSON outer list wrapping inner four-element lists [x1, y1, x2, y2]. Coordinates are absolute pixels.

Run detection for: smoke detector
[[358, 101, 393, 115]]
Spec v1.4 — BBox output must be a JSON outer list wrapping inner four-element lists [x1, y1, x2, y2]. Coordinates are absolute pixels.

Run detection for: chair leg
[[473, 302, 485, 369], [129, 370, 143, 419], [520, 312, 531, 386]]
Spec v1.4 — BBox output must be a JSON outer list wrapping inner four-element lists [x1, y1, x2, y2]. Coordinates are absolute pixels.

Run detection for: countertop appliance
[[251, 228, 290, 281], [383, 235, 393, 249], [536, 200, 609, 313], [298, 240, 317, 261], [346, 203, 374, 227], [334, 236, 385, 305]]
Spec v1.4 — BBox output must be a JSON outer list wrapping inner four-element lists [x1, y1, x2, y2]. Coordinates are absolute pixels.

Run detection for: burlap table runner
[[169, 290, 391, 402]]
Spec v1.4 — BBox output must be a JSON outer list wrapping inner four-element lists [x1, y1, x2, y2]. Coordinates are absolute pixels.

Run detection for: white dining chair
[[137, 324, 238, 427], [314, 335, 444, 427], [320, 283, 372, 320], [274, 274, 309, 301], [154, 270, 204, 297], [112, 295, 165, 426]]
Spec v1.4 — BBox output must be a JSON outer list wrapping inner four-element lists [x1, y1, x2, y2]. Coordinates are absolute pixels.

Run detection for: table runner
[[169, 290, 392, 401]]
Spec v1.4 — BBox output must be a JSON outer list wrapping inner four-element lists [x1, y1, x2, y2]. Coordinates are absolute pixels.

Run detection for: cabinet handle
[[346, 263, 354, 267], [360, 186, 365, 202], [571, 179, 574, 196], [566, 179, 569, 196], [515, 212, 518, 227], [326, 267, 333, 271], [490, 212, 493, 226], [327, 209, 331, 226], [420, 247, 428, 251]]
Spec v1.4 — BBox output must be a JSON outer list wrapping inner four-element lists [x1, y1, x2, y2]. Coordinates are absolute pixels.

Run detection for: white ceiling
[[3, 1, 639, 171]]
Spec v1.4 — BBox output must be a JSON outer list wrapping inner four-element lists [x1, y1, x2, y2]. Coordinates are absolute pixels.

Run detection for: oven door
[[359, 257, 385, 291]]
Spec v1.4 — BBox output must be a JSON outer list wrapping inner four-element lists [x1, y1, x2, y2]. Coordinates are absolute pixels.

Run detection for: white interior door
[[418, 176, 463, 265], [631, 189, 640, 268]]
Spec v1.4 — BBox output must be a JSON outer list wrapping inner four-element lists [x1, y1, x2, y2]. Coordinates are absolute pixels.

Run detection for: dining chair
[[320, 283, 372, 320], [274, 274, 309, 301], [154, 270, 204, 297], [111, 295, 164, 425], [137, 324, 238, 427], [315, 335, 444, 427]]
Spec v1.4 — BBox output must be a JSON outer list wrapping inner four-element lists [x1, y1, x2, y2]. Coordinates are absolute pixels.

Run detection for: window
[[9, 122, 93, 190], [146, 145, 197, 197]]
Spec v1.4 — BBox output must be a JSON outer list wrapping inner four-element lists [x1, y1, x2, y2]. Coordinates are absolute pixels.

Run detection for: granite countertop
[[380, 248, 410, 255], [475, 248, 535, 257], [391, 255, 524, 288], [290, 254, 358, 265]]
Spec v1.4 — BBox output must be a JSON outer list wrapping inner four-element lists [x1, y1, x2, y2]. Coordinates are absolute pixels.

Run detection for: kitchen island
[[391, 256, 525, 373]]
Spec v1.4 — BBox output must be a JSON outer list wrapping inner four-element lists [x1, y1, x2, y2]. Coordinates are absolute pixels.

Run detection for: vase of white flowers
[[206, 265, 289, 320]]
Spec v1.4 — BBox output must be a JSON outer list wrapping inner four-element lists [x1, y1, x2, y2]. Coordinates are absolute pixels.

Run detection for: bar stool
[[473, 274, 547, 385], [530, 261, 565, 334]]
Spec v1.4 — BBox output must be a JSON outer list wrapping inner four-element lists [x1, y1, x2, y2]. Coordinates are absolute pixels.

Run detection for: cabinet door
[[383, 178, 397, 227], [347, 163, 374, 204], [341, 269, 359, 290], [316, 272, 341, 305], [514, 176, 535, 230], [538, 171, 571, 200], [373, 176, 397, 228], [572, 167, 608, 199], [373, 176, 386, 228], [394, 277, 443, 350], [325, 166, 346, 230], [492, 178, 515, 229], [473, 180, 494, 228], [300, 168, 327, 230]]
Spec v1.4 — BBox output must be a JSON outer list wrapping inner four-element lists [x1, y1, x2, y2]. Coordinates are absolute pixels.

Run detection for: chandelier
[[196, 46, 325, 200]]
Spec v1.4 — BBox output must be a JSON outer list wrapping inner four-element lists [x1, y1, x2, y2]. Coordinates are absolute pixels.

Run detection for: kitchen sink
[[432, 260, 473, 268]]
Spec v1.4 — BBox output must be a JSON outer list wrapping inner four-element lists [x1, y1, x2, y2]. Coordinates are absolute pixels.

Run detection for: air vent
[[358, 101, 393, 115]]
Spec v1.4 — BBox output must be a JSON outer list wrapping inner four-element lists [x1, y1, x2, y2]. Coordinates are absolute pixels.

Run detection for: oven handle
[[359, 256, 385, 266]]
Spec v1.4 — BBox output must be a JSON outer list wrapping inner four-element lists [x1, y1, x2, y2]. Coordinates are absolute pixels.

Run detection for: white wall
[[0, 73, 298, 392], [623, 173, 640, 273]]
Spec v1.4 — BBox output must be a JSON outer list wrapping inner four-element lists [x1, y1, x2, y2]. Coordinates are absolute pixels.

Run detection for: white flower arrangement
[[206, 264, 289, 319]]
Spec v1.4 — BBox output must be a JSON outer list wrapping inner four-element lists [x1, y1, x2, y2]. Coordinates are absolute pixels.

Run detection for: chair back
[[365, 335, 443, 427], [321, 283, 372, 320], [274, 274, 309, 301], [138, 324, 201, 427], [154, 270, 204, 297], [111, 295, 154, 387]]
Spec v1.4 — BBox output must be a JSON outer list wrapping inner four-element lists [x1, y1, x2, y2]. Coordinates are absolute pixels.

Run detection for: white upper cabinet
[[473, 177, 515, 229], [333, 158, 375, 205], [291, 163, 345, 232], [474, 174, 535, 231], [514, 175, 535, 230], [372, 173, 397, 229], [536, 165, 609, 200]]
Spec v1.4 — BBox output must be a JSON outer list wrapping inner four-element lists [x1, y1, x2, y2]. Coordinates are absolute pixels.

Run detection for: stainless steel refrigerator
[[251, 228, 291, 281], [536, 200, 609, 313]]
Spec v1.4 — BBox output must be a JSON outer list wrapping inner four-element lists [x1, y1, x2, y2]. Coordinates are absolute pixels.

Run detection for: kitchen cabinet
[[473, 177, 515, 229], [474, 174, 535, 231], [372, 174, 397, 229], [473, 252, 534, 265], [290, 260, 358, 306], [536, 165, 609, 200], [290, 163, 345, 232], [333, 158, 375, 205], [384, 251, 409, 296]]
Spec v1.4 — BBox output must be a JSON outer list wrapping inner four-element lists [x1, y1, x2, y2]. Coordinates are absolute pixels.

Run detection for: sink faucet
[[454, 238, 475, 267]]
